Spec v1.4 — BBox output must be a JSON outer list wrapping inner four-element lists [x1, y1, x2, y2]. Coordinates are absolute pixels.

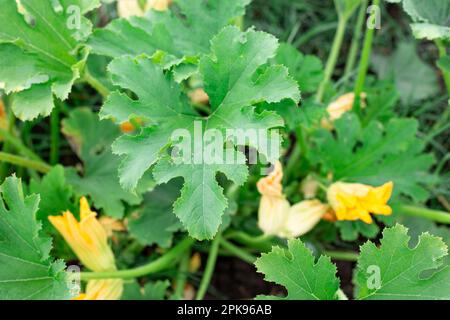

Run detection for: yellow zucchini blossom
[[257, 162, 329, 238], [49, 197, 123, 300], [117, 0, 171, 18], [327, 181, 394, 224]]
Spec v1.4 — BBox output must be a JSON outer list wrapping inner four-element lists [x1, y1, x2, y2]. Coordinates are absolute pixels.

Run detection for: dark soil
[[204, 257, 355, 300]]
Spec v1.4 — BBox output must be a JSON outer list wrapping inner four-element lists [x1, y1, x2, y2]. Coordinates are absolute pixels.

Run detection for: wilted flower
[[327, 92, 367, 121], [300, 175, 319, 199], [327, 181, 394, 224], [257, 162, 329, 238], [257, 161, 291, 236], [49, 197, 123, 300], [279, 200, 330, 238]]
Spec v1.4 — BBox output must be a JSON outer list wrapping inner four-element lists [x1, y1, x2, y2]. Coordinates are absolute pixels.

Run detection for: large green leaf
[[101, 26, 300, 239], [355, 224, 450, 300], [89, 0, 250, 59], [310, 112, 436, 202], [0, 0, 100, 120], [62, 108, 143, 218], [0, 176, 69, 300], [255, 239, 340, 300]]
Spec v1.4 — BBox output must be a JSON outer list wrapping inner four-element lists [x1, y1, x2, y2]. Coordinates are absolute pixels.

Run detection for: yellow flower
[[279, 200, 330, 238], [49, 197, 123, 300], [327, 92, 367, 121], [117, 0, 171, 18], [49, 197, 116, 272], [257, 162, 328, 238], [257, 162, 291, 236], [327, 181, 394, 224], [74, 280, 123, 300]]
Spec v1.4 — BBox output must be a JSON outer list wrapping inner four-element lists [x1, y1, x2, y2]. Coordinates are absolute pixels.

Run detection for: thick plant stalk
[[395, 204, 450, 224], [195, 233, 221, 300], [220, 239, 256, 264], [80, 237, 195, 280], [173, 250, 191, 299], [316, 18, 348, 103], [435, 39, 450, 95], [344, 0, 368, 78], [353, 0, 380, 115], [0, 152, 52, 173]]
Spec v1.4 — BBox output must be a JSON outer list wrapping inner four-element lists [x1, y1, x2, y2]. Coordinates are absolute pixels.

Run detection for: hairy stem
[[80, 237, 194, 280], [324, 250, 359, 262]]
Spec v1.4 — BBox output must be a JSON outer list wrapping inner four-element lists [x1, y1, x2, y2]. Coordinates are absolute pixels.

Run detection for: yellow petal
[[258, 195, 291, 236], [79, 280, 123, 300], [49, 198, 116, 272], [327, 181, 394, 224], [257, 161, 284, 198]]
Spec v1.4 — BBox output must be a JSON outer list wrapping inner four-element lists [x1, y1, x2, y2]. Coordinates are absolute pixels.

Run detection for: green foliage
[[29, 165, 75, 228], [128, 181, 182, 248], [372, 42, 440, 105], [0, 0, 99, 120], [89, 0, 250, 59], [255, 239, 340, 300], [386, 0, 450, 40], [62, 108, 144, 218], [102, 26, 300, 239], [355, 224, 450, 299], [122, 280, 170, 300], [0, 176, 69, 300], [310, 113, 436, 202]]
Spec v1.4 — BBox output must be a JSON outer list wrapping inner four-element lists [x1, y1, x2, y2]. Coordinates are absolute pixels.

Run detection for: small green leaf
[[122, 280, 170, 300], [355, 224, 450, 300], [255, 239, 340, 300], [29, 165, 75, 229], [0, 176, 69, 300]]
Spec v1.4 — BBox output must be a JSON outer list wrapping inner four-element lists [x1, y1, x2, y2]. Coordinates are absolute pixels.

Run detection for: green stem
[[225, 231, 274, 253], [50, 104, 60, 165], [284, 127, 307, 182], [173, 250, 191, 299], [344, 0, 368, 78], [324, 250, 359, 262], [293, 22, 338, 47], [80, 237, 194, 280], [0, 152, 51, 173], [0, 128, 43, 162], [395, 204, 450, 225], [195, 233, 221, 300], [220, 239, 257, 264], [316, 17, 348, 103], [435, 39, 450, 95], [354, 0, 380, 115], [83, 67, 110, 99]]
